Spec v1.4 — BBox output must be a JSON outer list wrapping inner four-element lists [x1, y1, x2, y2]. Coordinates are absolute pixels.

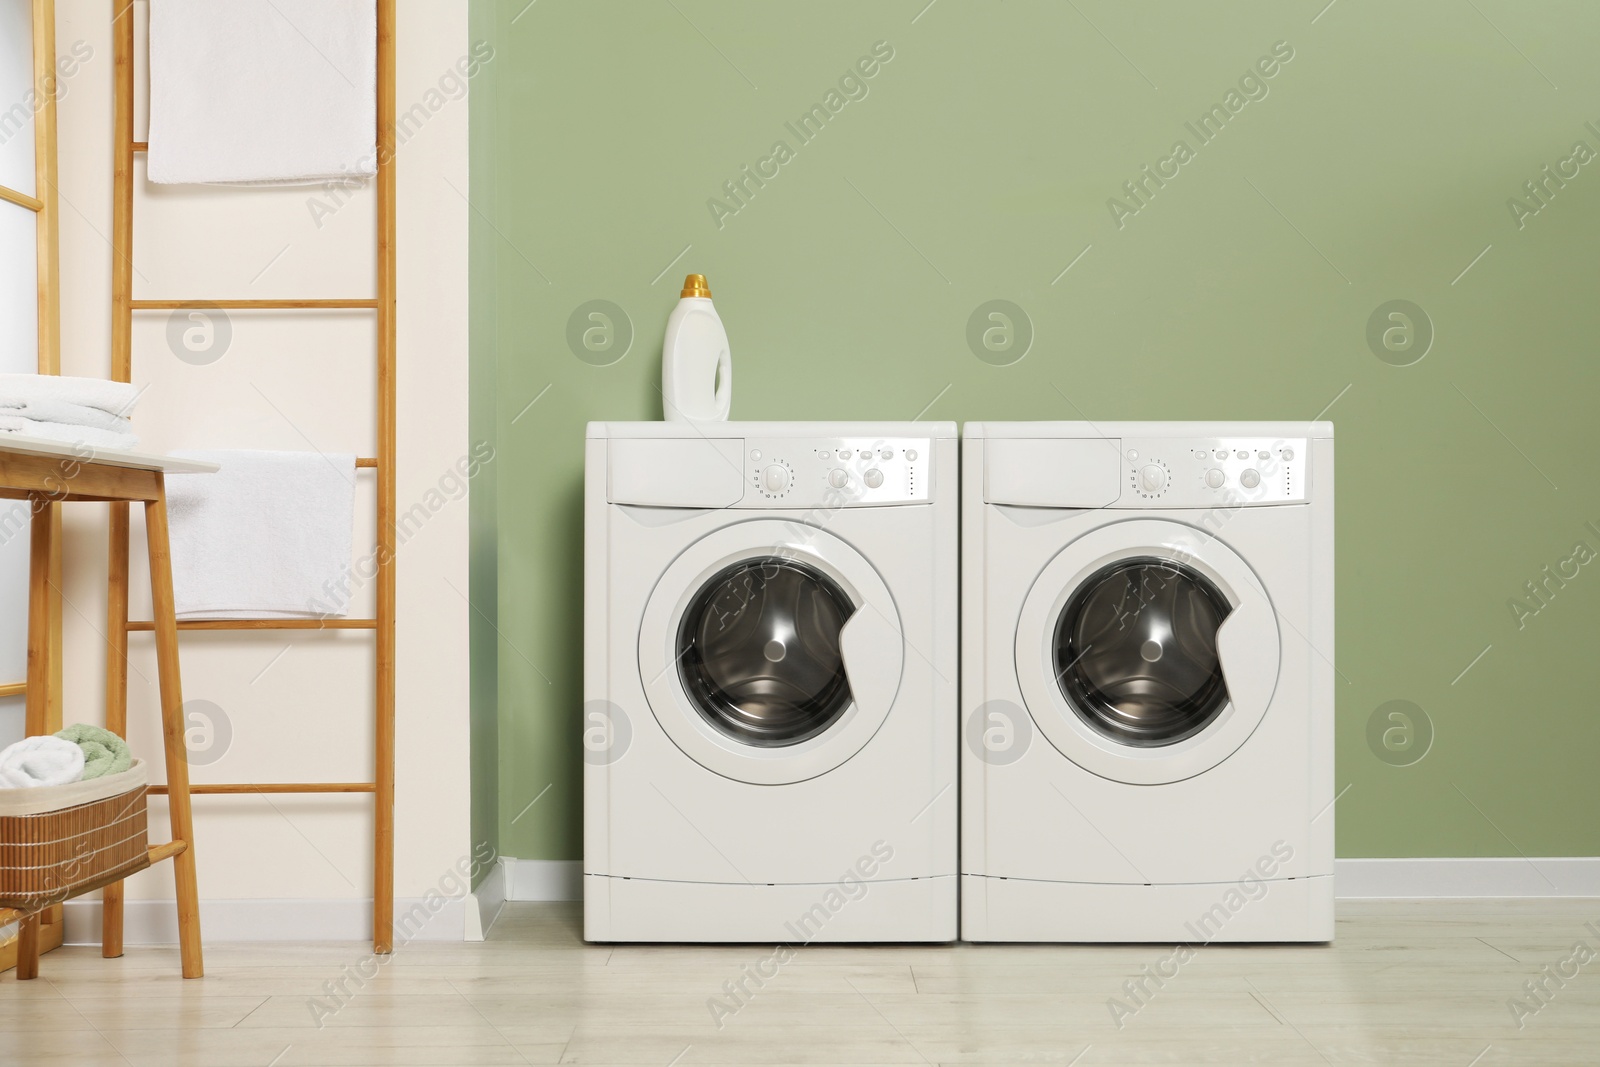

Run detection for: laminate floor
[[4, 899, 1598, 1065]]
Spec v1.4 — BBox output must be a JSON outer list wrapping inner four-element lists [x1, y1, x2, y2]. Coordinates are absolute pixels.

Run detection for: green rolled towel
[[54, 724, 133, 781]]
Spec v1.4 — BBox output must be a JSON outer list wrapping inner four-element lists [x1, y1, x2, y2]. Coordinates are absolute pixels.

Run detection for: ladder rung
[[131, 299, 378, 310], [127, 619, 378, 631], [149, 783, 375, 795], [147, 840, 187, 862], [0, 184, 43, 212], [132, 142, 147, 152], [0, 681, 25, 698]]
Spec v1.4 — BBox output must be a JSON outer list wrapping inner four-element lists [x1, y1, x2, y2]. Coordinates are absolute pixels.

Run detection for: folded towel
[[167, 450, 356, 619], [54, 725, 133, 781], [0, 374, 141, 416], [0, 397, 136, 432], [0, 736, 85, 789], [0, 416, 138, 450], [147, 0, 377, 186]]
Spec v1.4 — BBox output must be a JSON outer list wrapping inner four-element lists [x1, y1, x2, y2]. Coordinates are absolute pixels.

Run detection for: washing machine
[[584, 421, 957, 942], [961, 422, 1334, 942]]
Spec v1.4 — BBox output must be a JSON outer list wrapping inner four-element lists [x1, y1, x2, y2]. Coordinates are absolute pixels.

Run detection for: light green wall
[[467, 0, 501, 883], [474, 0, 1600, 861]]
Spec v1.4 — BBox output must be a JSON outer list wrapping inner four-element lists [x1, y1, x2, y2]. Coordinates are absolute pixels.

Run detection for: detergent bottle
[[661, 274, 731, 422]]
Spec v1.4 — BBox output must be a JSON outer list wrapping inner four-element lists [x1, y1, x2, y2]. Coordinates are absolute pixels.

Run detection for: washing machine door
[[1015, 518, 1280, 785], [639, 519, 904, 784]]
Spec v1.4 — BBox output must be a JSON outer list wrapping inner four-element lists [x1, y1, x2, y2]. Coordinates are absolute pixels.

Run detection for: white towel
[[0, 397, 136, 432], [0, 416, 138, 450], [147, 0, 377, 186], [166, 450, 356, 619], [0, 736, 85, 789], [0, 374, 141, 416]]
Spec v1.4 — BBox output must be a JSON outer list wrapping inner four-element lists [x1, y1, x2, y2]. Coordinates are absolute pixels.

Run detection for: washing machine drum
[[677, 558, 856, 747], [1015, 519, 1281, 785], [1054, 557, 1233, 747]]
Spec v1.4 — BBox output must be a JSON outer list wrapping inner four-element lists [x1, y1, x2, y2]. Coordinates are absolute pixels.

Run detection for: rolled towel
[[0, 374, 142, 416], [0, 736, 86, 789], [55, 724, 134, 781], [0, 415, 139, 451]]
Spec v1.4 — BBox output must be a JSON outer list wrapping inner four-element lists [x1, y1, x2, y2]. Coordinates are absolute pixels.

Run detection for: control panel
[[1118, 437, 1307, 507], [740, 437, 932, 507]]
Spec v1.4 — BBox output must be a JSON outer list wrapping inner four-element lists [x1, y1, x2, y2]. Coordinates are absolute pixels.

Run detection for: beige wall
[[52, 0, 471, 934]]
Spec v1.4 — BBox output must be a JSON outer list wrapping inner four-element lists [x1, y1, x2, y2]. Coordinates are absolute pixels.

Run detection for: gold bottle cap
[[681, 274, 712, 298]]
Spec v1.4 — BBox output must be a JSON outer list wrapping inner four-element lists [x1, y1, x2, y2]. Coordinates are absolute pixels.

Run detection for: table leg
[[102, 501, 131, 958], [25, 496, 51, 738], [143, 488, 203, 979], [16, 498, 55, 981], [15, 915, 40, 980]]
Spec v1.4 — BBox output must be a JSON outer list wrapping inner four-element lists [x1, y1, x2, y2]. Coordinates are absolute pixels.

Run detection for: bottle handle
[[712, 346, 732, 418]]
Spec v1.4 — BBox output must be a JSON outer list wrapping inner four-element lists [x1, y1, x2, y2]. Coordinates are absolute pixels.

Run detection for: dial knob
[[828, 468, 848, 489], [762, 464, 789, 494], [1139, 464, 1166, 494], [1204, 468, 1226, 489], [864, 468, 884, 489], [1240, 468, 1261, 489]]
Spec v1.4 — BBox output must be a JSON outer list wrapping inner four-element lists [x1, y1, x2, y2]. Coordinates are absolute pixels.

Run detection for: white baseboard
[[1335, 857, 1600, 898], [63, 896, 470, 945], [504, 859, 582, 901], [464, 859, 507, 941], [61, 859, 1590, 942], [504, 859, 1600, 903]]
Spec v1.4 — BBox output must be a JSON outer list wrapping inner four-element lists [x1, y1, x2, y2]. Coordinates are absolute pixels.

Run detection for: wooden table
[[0, 436, 216, 979]]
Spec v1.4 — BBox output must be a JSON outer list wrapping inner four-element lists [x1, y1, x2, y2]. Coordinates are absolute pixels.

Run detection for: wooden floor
[[3, 899, 1597, 1065]]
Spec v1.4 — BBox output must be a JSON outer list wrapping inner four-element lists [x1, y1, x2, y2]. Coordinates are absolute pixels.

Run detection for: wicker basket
[[0, 760, 150, 913]]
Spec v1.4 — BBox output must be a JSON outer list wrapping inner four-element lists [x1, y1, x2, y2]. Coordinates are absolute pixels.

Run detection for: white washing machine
[[961, 422, 1334, 942], [585, 421, 957, 942]]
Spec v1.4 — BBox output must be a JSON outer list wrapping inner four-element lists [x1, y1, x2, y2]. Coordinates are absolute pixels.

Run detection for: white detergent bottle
[[661, 274, 731, 422]]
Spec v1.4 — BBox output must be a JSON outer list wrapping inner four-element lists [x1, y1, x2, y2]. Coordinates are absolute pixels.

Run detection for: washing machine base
[[961, 873, 1334, 942], [585, 873, 958, 943]]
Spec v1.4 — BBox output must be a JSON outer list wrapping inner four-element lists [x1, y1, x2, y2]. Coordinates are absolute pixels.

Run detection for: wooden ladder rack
[[103, 0, 399, 954]]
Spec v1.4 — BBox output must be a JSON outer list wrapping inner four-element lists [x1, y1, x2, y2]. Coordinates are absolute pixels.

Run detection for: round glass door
[[677, 557, 856, 747], [1054, 556, 1233, 747]]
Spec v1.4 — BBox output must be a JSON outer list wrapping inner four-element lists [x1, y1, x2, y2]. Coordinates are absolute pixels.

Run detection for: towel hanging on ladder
[[146, 0, 378, 186], [165, 450, 357, 620]]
